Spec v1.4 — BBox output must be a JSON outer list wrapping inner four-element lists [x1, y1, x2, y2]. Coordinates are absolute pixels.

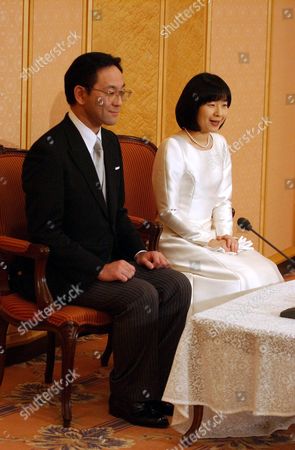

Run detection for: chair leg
[[45, 331, 56, 383], [59, 323, 79, 428], [101, 330, 112, 367], [183, 405, 204, 445], [0, 317, 8, 385]]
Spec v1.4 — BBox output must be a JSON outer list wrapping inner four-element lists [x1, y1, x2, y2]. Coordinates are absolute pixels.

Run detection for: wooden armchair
[[118, 135, 162, 250], [0, 136, 162, 427], [0, 147, 112, 427]]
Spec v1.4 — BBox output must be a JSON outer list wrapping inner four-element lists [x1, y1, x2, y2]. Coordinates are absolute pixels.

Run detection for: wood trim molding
[[20, 0, 32, 149], [157, 0, 166, 144], [82, 0, 93, 53], [259, 0, 273, 253], [205, 0, 212, 71]]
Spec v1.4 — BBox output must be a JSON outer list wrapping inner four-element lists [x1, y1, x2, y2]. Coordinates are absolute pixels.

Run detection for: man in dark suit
[[22, 52, 191, 428]]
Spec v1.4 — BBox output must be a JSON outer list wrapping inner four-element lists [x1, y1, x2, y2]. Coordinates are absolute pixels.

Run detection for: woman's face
[[196, 99, 229, 133]]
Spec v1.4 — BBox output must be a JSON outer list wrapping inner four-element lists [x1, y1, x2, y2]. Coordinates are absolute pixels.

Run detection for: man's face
[[77, 65, 125, 132]]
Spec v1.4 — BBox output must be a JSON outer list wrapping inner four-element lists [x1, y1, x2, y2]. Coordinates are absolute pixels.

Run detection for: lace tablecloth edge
[[162, 397, 295, 417]]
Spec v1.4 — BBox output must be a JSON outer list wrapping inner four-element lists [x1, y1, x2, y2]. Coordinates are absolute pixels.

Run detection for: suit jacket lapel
[[63, 114, 109, 218]]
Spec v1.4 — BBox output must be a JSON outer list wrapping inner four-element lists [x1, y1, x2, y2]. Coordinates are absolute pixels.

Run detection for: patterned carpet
[[0, 334, 294, 450]]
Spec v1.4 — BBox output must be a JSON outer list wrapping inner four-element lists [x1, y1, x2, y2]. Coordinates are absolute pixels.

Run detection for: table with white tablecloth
[[163, 280, 295, 438]]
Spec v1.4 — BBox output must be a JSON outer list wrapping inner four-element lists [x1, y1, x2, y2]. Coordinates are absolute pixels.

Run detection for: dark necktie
[[93, 137, 106, 198]]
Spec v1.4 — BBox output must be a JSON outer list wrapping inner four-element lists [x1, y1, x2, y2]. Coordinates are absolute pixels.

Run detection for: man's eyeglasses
[[91, 88, 132, 102]]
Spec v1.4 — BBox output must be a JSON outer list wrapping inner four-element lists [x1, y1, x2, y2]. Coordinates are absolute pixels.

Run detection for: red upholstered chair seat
[[0, 294, 111, 327]]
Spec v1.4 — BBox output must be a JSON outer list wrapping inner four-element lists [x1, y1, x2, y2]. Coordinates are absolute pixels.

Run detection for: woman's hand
[[208, 235, 239, 253], [135, 251, 170, 269], [217, 235, 238, 252]]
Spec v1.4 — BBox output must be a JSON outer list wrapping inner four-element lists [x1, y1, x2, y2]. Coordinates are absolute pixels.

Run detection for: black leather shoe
[[109, 398, 169, 428], [150, 400, 174, 416]]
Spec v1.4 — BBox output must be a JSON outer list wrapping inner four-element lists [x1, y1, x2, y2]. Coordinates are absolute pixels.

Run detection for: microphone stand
[[238, 219, 295, 319], [238, 217, 295, 319], [249, 228, 295, 271], [237, 219, 295, 272]]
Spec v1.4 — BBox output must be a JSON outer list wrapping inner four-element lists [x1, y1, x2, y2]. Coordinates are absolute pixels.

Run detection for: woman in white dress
[[152, 73, 291, 437], [152, 72, 283, 314]]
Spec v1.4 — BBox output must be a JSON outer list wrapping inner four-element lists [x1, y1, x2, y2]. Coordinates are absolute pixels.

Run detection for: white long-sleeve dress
[[152, 132, 283, 314], [152, 132, 292, 437]]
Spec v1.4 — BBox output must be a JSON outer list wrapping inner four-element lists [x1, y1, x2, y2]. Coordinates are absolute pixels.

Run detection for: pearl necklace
[[183, 128, 211, 149]]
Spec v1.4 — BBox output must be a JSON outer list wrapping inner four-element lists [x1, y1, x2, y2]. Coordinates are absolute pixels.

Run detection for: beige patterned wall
[[264, 0, 295, 256], [92, 0, 294, 256], [29, 0, 85, 145], [161, 0, 207, 139], [1, 2, 294, 255], [0, 0, 88, 148], [208, 0, 294, 255], [208, 0, 270, 249], [0, 0, 23, 147], [92, 0, 207, 143], [92, 0, 163, 144]]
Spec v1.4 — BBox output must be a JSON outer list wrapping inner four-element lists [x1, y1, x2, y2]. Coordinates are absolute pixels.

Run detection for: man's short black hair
[[175, 72, 231, 131], [64, 52, 123, 105]]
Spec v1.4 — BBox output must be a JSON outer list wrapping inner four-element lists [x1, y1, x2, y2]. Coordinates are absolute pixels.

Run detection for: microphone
[[97, 97, 104, 106], [237, 217, 252, 231], [237, 217, 295, 271]]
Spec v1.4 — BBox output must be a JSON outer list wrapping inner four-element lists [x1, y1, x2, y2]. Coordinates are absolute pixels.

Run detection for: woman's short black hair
[[175, 72, 231, 131], [64, 52, 122, 105]]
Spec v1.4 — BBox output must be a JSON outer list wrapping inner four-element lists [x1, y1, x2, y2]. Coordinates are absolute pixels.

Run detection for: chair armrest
[[0, 236, 49, 257], [0, 235, 53, 310], [129, 215, 163, 251]]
